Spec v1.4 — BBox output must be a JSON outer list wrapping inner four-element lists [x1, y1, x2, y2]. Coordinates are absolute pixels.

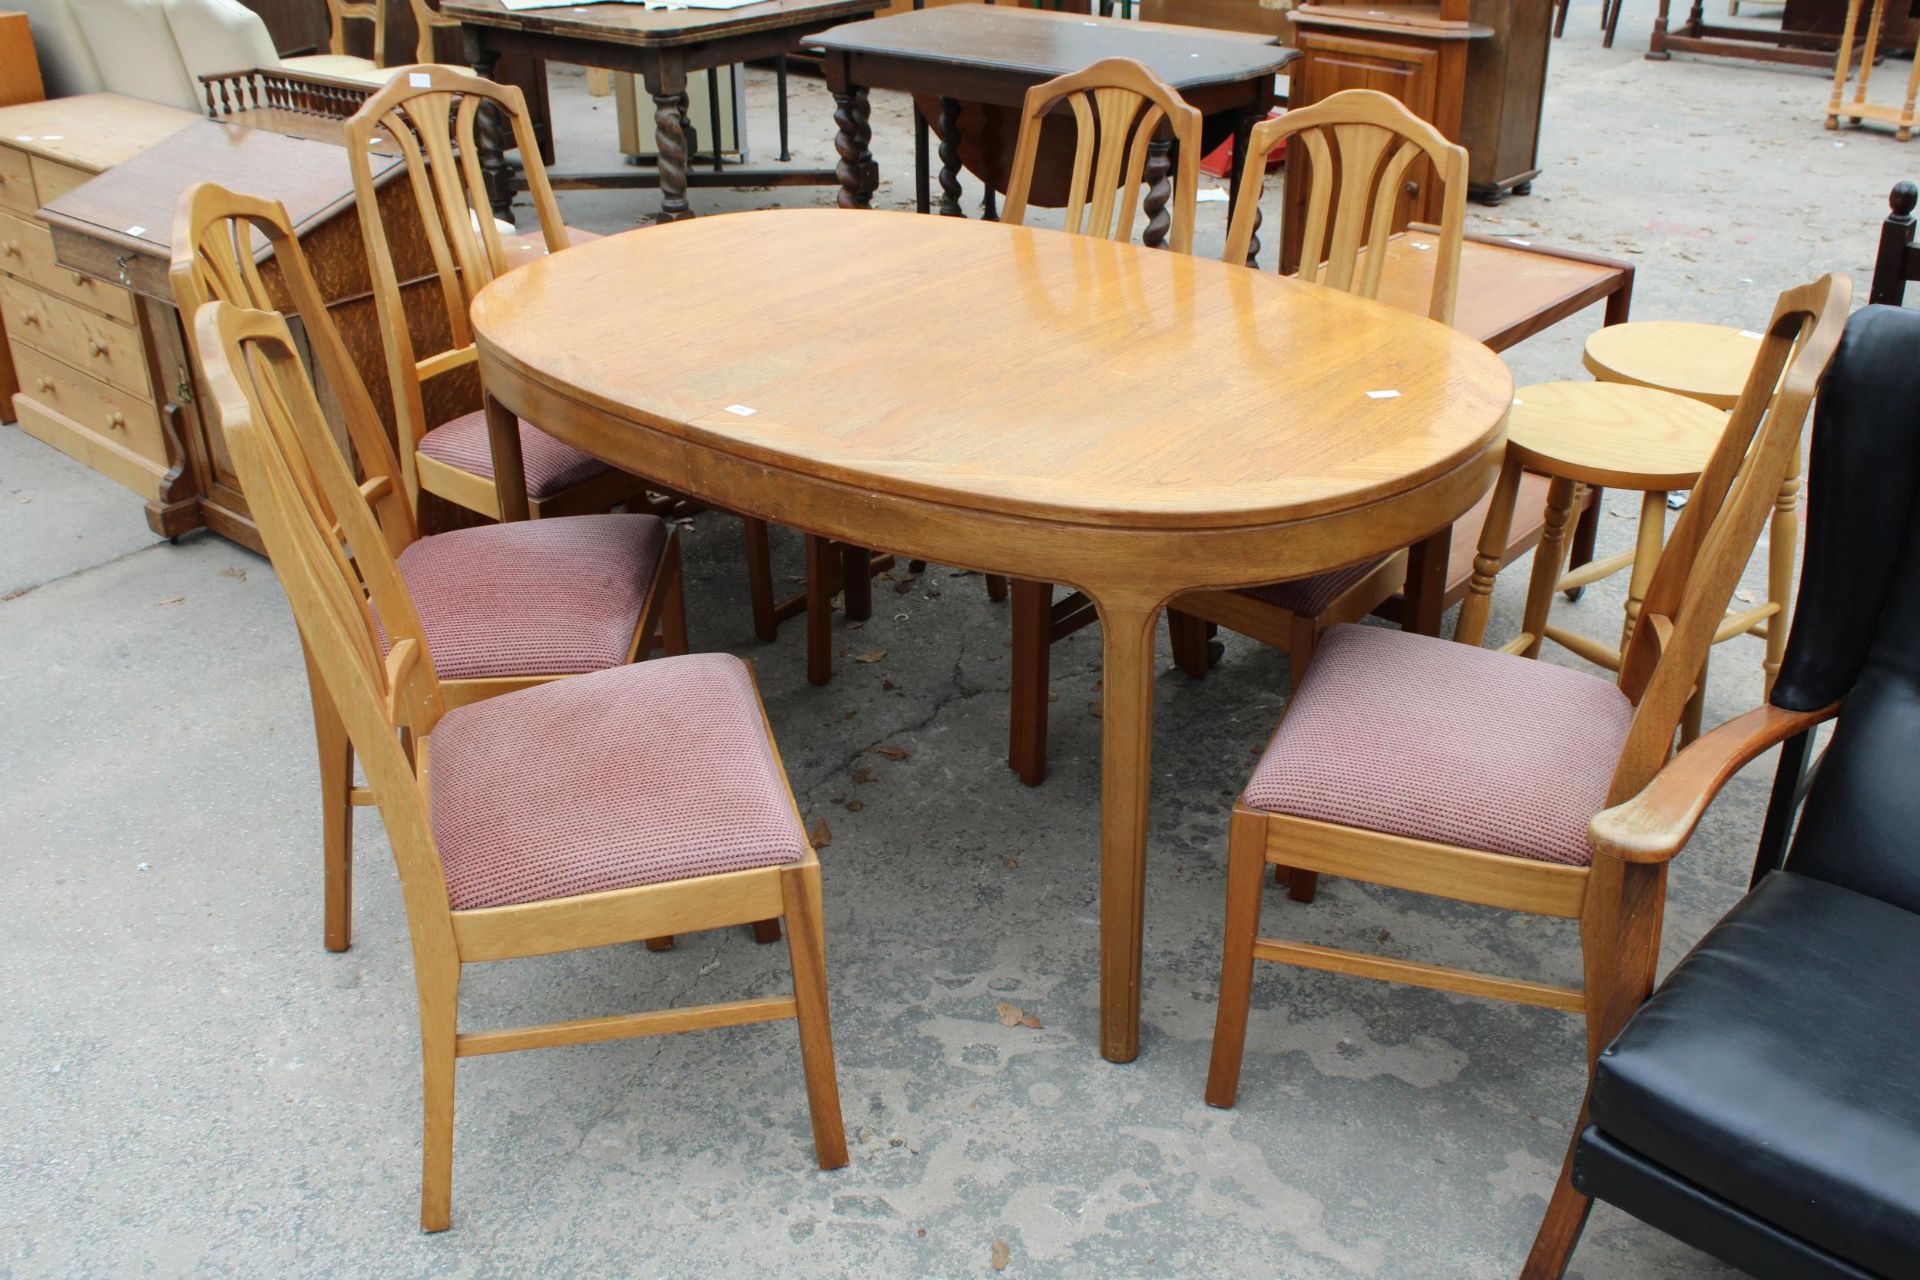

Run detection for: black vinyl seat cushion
[[1587, 871, 1920, 1278]]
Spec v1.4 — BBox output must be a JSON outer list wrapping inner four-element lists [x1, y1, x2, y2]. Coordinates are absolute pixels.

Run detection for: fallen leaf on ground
[[1004, 857, 1018, 870], [845, 799, 864, 813], [809, 819, 832, 848], [853, 649, 888, 663], [882, 678, 897, 691], [870, 745, 909, 761], [1020, 1014, 1042, 1029], [1734, 588, 1756, 603], [1089, 701, 1102, 718], [218, 567, 247, 581], [991, 1240, 1011, 1271], [159, 596, 185, 606], [853, 766, 873, 784], [996, 1002, 1023, 1027]]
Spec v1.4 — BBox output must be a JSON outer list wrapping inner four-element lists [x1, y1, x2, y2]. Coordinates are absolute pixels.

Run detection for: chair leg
[[804, 535, 834, 686], [1007, 580, 1053, 787], [1566, 487, 1603, 601], [657, 539, 690, 657], [1619, 490, 1668, 655], [780, 861, 848, 1170], [986, 573, 1009, 602], [1205, 807, 1269, 1108], [1167, 607, 1211, 678], [418, 965, 460, 1232], [304, 642, 354, 954], [1521, 1117, 1595, 1280], [743, 517, 778, 643], [1518, 476, 1579, 660], [839, 544, 874, 622], [753, 919, 783, 944], [645, 936, 675, 951]]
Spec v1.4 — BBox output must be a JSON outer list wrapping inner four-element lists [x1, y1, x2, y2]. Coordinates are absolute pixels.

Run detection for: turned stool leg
[[1518, 477, 1580, 660], [1620, 490, 1669, 655], [1762, 453, 1802, 695], [1456, 453, 1526, 649]]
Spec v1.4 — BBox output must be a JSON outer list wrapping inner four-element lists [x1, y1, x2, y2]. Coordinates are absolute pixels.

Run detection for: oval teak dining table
[[470, 207, 1514, 1063]]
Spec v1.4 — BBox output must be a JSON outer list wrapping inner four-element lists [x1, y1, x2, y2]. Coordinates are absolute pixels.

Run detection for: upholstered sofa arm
[[1588, 702, 1839, 864]]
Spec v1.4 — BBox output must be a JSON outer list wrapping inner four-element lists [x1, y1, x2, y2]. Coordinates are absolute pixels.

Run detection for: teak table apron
[[468, 208, 1514, 1062]]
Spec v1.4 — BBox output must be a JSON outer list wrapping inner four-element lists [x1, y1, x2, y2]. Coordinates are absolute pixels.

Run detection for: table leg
[[1402, 522, 1452, 637], [484, 393, 529, 523], [775, 55, 792, 161], [644, 57, 693, 223], [468, 46, 515, 223], [831, 84, 874, 210], [914, 104, 931, 214], [1094, 592, 1161, 1063], [854, 91, 879, 204], [937, 97, 964, 217], [1141, 132, 1173, 249]]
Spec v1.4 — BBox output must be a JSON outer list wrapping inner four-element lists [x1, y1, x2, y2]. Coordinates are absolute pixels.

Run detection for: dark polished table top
[[807, 4, 1295, 84]]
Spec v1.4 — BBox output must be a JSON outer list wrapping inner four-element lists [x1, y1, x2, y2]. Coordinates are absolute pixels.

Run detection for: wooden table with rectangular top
[[807, 5, 1295, 241], [444, 0, 885, 223], [469, 207, 1513, 1062]]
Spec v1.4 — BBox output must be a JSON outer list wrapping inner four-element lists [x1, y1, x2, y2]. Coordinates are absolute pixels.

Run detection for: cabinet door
[[1280, 32, 1441, 273]]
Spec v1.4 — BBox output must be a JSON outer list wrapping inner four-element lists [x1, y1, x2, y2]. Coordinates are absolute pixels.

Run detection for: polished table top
[[807, 4, 1293, 84], [470, 208, 1513, 1063], [473, 209, 1507, 544]]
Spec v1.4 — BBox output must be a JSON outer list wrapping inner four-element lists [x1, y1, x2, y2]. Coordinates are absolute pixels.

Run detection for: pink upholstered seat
[[1243, 624, 1634, 867], [428, 653, 808, 911], [1240, 558, 1390, 618], [392, 514, 668, 680], [418, 410, 612, 499]]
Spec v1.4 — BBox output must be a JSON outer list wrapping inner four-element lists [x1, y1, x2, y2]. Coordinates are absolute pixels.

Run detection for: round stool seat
[[1507, 382, 1726, 491], [1583, 321, 1763, 410]]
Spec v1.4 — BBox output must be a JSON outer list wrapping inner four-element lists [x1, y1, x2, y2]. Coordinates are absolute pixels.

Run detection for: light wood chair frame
[[1166, 89, 1475, 702], [999, 57, 1201, 785], [325, 0, 387, 65], [196, 299, 845, 1231], [170, 182, 688, 953], [1002, 56, 1202, 254], [345, 64, 647, 522], [408, 0, 462, 64], [1204, 277, 1851, 1280]]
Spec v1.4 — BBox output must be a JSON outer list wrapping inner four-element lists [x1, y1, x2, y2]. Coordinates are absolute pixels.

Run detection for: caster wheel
[[1206, 639, 1226, 666], [1513, 181, 1532, 196], [1564, 585, 1586, 603]]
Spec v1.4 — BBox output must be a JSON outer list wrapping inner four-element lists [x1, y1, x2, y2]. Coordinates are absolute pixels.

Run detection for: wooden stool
[[1828, 0, 1920, 141], [1581, 321, 1801, 693]]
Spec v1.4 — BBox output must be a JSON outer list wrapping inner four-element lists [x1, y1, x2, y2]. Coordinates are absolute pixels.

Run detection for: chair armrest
[[1589, 702, 1839, 864]]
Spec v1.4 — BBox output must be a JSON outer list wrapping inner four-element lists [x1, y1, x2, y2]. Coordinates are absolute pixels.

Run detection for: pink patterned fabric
[[429, 653, 808, 910], [1240, 558, 1392, 618], [1243, 624, 1633, 866], [390, 514, 668, 680], [418, 411, 611, 499]]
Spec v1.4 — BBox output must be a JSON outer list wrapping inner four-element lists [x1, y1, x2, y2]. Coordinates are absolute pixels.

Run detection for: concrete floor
[[1, 4, 1904, 1274]]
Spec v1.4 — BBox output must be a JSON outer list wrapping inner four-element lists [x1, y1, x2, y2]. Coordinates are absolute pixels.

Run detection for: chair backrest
[[68, 0, 202, 110], [192, 299, 456, 961], [1758, 303, 1920, 912], [326, 0, 385, 62], [1002, 57, 1202, 254], [408, 0, 458, 63], [344, 63, 568, 506], [169, 181, 417, 554], [1602, 272, 1852, 807], [1869, 180, 1920, 306], [1227, 89, 1467, 324]]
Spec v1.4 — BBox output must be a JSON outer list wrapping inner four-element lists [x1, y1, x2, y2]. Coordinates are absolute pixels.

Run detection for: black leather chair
[[1521, 301, 1920, 1279]]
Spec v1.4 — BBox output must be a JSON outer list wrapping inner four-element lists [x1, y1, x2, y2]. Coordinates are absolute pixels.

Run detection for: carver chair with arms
[[196, 298, 847, 1232], [998, 56, 1203, 785], [171, 181, 689, 954], [1522, 300, 1920, 1279], [1203, 269, 1852, 1219]]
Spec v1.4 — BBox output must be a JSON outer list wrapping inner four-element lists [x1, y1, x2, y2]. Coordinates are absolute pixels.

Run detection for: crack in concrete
[[1, 538, 170, 604]]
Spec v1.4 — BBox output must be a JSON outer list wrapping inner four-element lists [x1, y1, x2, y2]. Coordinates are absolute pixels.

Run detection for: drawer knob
[[70, 271, 88, 287], [36, 376, 53, 393], [20, 308, 38, 325], [107, 412, 126, 431], [89, 337, 108, 358], [1, 240, 17, 257]]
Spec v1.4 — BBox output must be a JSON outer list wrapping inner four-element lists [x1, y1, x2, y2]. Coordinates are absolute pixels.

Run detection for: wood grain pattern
[[470, 207, 1513, 1062]]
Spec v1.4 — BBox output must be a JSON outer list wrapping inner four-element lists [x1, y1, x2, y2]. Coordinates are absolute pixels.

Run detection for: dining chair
[[344, 65, 647, 524], [406, 0, 461, 63], [1204, 273, 1850, 1175], [278, 0, 391, 81], [171, 181, 690, 954], [998, 56, 1202, 785], [195, 297, 847, 1231]]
